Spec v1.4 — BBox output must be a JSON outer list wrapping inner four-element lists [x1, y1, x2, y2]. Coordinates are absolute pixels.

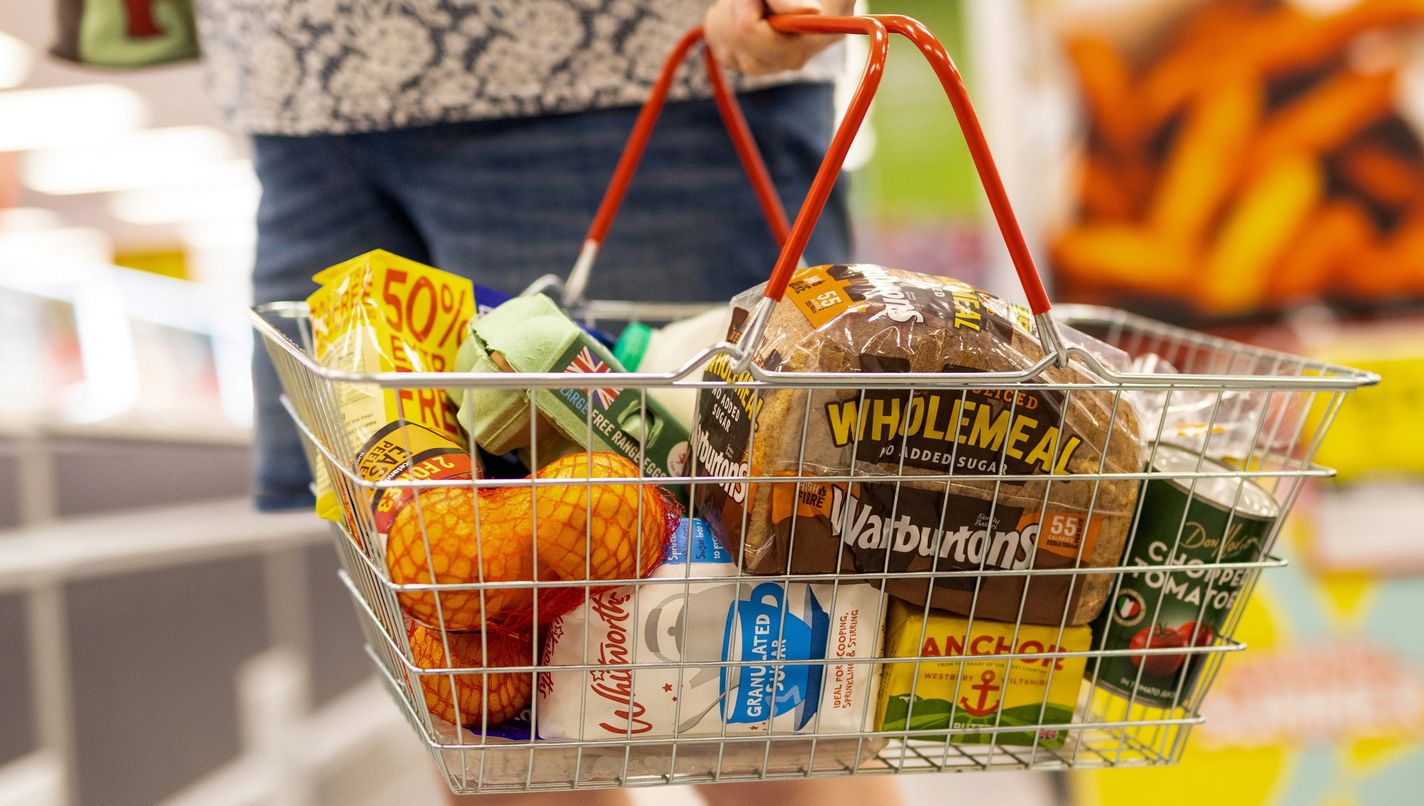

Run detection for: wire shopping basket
[[249, 13, 1377, 795]]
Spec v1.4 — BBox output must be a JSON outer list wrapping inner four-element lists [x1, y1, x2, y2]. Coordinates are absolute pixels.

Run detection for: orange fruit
[[407, 623, 531, 728], [385, 487, 536, 632], [529, 452, 676, 585], [384, 453, 677, 632]]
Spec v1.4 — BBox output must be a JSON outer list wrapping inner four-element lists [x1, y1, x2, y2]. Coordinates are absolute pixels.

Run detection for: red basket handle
[[570, 14, 1069, 368], [727, 13, 1068, 368], [762, 14, 1050, 314], [561, 27, 790, 305]]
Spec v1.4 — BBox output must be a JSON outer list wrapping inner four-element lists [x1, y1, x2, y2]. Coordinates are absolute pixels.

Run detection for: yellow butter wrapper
[[305, 250, 475, 530], [876, 599, 1089, 747]]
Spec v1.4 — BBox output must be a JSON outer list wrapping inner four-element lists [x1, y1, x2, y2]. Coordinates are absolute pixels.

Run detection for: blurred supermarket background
[[1, 0, 1423, 804]]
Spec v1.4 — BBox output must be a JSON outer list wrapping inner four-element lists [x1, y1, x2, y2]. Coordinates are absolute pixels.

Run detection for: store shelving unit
[[0, 255, 422, 805]]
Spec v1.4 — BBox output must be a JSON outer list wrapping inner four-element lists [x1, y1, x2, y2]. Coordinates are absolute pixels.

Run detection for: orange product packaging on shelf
[[305, 249, 478, 539], [1049, 0, 1424, 313]]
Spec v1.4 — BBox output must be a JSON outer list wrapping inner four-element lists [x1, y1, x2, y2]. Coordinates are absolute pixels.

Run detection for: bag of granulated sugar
[[536, 519, 885, 741]]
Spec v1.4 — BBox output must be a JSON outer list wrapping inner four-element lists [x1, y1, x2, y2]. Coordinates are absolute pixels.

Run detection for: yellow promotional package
[[305, 250, 477, 537], [876, 599, 1089, 747]]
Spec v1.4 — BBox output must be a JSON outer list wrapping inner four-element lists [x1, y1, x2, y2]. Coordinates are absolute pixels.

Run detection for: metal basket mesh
[[250, 299, 1371, 793]]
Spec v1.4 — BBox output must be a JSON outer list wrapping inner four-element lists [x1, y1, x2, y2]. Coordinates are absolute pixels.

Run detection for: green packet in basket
[[451, 293, 691, 496]]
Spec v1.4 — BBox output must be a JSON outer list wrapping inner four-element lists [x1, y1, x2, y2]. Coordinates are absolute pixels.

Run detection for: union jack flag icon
[[565, 346, 621, 409]]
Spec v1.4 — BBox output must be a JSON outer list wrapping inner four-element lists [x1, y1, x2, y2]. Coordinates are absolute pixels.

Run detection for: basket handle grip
[[561, 27, 791, 305], [732, 13, 1069, 369]]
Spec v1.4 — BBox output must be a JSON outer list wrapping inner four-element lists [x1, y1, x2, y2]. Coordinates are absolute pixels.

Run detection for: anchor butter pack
[[876, 599, 1089, 747], [537, 519, 885, 741]]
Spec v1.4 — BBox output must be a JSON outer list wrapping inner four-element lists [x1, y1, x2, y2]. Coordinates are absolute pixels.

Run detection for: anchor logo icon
[[958, 670, 1002, 717]]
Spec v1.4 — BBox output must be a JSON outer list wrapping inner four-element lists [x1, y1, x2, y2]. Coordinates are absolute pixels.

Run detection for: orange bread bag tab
[[305, 249, 477, 541]]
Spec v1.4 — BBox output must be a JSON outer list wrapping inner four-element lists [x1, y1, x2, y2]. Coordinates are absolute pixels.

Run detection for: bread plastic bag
[[1125, 352, 1303, 465], [694, 264, 1146, 626]]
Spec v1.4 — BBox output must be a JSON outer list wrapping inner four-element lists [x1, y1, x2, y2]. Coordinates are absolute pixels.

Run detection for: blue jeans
[[251, 82, 850, 510]]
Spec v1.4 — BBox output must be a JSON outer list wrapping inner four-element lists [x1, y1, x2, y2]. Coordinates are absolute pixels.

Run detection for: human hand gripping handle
[[703, 0, 857, 76]]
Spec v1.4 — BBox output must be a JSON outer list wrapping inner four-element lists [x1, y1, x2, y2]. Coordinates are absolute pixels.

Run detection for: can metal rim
[[1148, 443, 1280, 520]]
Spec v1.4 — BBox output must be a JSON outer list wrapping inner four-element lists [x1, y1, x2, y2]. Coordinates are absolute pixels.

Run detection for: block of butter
[[876, 599, 1089, 748]]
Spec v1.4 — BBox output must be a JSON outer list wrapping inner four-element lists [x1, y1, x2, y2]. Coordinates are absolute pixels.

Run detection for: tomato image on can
[[1092, 444, 1279, 709], [1129, 626, 1188, 678]]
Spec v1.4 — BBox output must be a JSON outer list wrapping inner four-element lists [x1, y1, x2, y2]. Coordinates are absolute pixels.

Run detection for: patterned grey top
[[195, 0, 842, 135]]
